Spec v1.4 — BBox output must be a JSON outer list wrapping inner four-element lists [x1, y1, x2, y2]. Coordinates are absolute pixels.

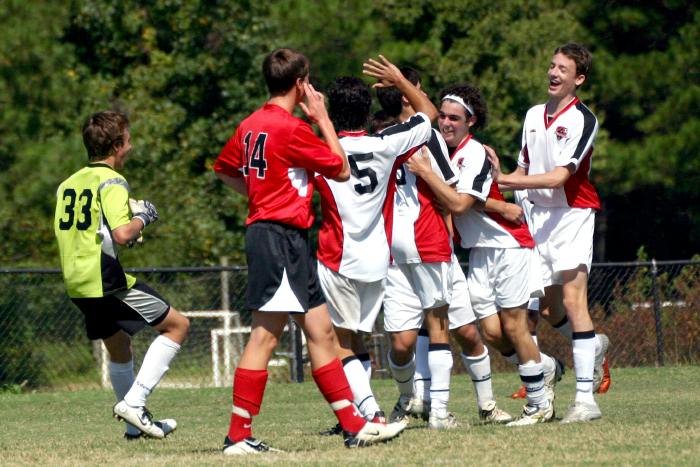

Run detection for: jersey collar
[[338, 130, 367, 137], [453, 133, 473, 155], [87, 162, 115, 170], [544, 97, 579, 128]]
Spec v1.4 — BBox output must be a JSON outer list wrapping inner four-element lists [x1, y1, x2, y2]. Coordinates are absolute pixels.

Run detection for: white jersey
[[316, 113, 432, 281], [517, 98, 600, 209], [452, 135, 535, 249], [391, 129, 458, 264]]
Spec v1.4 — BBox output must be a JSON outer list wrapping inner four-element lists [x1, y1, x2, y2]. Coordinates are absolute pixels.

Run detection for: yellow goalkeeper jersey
[[54, 162, 136, 298]]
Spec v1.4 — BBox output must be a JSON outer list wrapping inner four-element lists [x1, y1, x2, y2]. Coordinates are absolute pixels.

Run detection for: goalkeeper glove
[[129, 198, 159, 227]]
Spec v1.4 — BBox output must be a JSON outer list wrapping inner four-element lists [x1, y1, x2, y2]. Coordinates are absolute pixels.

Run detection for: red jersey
[[214, 103, 344, 229]]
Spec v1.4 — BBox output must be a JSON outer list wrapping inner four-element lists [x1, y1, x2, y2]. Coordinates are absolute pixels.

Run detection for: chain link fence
[[1, 259, 698, 390]]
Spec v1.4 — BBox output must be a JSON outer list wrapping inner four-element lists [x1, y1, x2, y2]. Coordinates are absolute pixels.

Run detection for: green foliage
[[0, 0, 698, 266]]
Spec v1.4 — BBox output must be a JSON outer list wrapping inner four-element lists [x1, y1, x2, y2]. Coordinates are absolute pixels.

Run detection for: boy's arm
[[485, 145, 571, 190], [477, 198, 525, 223], [363, 55, 439, 122], [216, 172, 248, 197], [299, 82, 350, 181], [112, 218, 146, 245], [406, 149, 477, 215]]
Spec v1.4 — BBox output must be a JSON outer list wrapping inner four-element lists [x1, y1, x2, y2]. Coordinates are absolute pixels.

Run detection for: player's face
[[438, 100, 471, 148], [113, 129, 132, 170], [547, 53, 586, 99]]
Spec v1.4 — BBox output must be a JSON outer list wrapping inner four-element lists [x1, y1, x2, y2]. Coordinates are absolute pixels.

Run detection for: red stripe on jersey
[[384, 159, 402, 257], [414, 178, 453, 262], [544, 97, 579, 129], [564, 148, 601, 209], [316, 176, 344, 272], [485, 184, 535, 248]]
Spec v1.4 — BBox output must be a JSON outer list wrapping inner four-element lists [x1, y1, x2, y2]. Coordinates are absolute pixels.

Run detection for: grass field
[[1, 366, 700, 466]]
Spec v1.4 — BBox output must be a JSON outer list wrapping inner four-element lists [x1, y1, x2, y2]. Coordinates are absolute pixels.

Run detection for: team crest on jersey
[[555, 126, 568, 140]]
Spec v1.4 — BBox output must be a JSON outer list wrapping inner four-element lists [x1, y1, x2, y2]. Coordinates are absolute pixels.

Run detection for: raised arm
[[299, 82, 350, 181], [363, 55, 438, 122]]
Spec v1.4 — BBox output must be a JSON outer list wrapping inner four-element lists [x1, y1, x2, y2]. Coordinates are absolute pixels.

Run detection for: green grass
[[1, 366, 700, 465]]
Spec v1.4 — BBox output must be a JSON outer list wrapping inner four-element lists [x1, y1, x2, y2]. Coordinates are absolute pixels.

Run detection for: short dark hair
[[262, 48, 310, 96], [439, 83, 488, 130], [554, 43, 592, 78], [376, 66, 421, 118], [82, 110, 129, 161], [328, 76, 371, 132], [370, 109, 399, 133]]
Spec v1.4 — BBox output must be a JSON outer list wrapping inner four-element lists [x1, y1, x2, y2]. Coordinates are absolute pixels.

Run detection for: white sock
[[540, 352, 556, 379], [573, 331, 596, 404], [124, 335, 180, 407], [462, 347, 494, 410], [388, 352, 415, 398], [342, 356, 380, 419], [429, 344, 452, 418], [594, 334, 602, 354], [554, 316, 573, 340], [357, 353, 372, 380], [109, 360, 140, 435], [413, 331, 431, 402], [531, 333, 539, 347], [519, 360, 548, 408]]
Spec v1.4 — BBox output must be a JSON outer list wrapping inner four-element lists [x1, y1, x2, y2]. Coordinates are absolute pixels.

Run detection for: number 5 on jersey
[[243, 131, 268, 178]]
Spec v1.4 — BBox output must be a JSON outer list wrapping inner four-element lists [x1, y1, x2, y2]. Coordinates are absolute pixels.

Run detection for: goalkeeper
[[54, 110, 190, 440]]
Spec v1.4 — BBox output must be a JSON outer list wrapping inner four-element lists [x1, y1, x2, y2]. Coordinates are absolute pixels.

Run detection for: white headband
[[442, 94, 474, 117]]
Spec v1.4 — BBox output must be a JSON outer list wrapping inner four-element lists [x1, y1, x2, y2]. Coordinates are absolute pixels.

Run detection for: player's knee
[[454, 324, 482, 349]]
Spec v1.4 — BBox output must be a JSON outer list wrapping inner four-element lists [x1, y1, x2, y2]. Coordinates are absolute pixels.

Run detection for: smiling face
[[438, 100, 473, 148], [547, 52, 586, 100]]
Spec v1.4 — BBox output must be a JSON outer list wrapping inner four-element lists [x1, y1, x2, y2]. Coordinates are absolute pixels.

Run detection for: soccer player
[[407, 83, 558, 426], [54, 110, 190, 440], [317, 69, 438, 426], [486, 43, 609, 422], [214, 48, 405, 455], [375, 68, 512, 428]]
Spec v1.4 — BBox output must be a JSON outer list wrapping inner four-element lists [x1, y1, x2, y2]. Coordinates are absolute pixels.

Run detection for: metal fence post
[[651, 259, 665, 367], [288, 318, 304, 383], [220, 256, 233, 383]]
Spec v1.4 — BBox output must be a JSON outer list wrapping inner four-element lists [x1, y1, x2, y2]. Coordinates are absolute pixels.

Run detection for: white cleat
[[506, 403, 554, 426], [593, 334, 610, 392], [479, 400, 513, 424], [560, 401, 602, 424], [113, 401, 166, 439], [428, 412, 460, 430], [223, 436, 283, 455], [543, 356, 565, 405], [408, 397, 430, 421], [124, 419, 177, 440], [343, 421, 406, 447]]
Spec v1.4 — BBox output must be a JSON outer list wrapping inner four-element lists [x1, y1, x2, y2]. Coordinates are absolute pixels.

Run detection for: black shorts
[[71, 281, 171, 340], [245, 221, 325, 313]]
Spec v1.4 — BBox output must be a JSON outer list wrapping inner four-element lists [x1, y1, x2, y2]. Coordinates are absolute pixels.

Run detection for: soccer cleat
[[593, 334, 610, 393], [560, 401, 602, 424], [543, 358, 565, 405], [506, 403, 554, 426], [389, 395, 412, 424], [343, 420, 405, 448], [123, 419, 177, 440], [319, 423, 343, 436], [370, 410, 387, 424], [479, 400, 513, 424], [597, 358, 611, 393], [408, 397, 430, 421], [223, 436, 282, 455], [428, 412, 459, 430], [510, 385, 527, 399], [113, 401, 165, 439]]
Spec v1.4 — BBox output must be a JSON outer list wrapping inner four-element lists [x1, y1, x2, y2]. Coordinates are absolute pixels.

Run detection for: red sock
[[228, 368, 268, 442], [312, 359, 366, 433]]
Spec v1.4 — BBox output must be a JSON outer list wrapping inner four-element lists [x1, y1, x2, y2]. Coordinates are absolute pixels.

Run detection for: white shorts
[[317, 262, 384, 333], [531, 206, 595, 286], [383, 257, 474, 332], [468, 247, 532, 315]]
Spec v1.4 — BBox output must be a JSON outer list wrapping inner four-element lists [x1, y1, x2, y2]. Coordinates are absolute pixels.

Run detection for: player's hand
[[405, 146, 432, 178], [483, 145, 502, 181], [129, 198, 159, 227], [126, 235, 144, 248], [299, 83, 330, 124], [362, 54, 404, 89], [501, 203, 525, 224]]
